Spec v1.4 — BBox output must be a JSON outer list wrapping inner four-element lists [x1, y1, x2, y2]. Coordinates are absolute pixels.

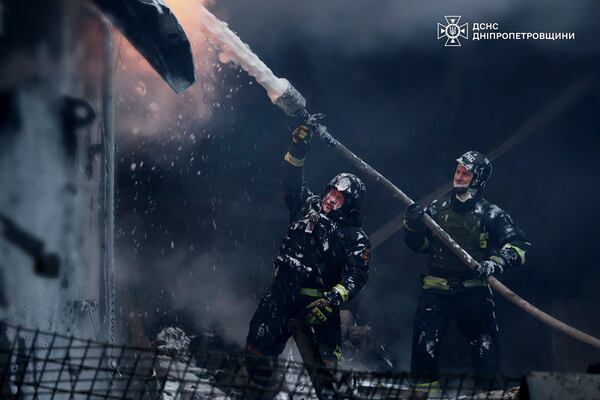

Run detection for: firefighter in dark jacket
[[245, 125, 371, 385], [403, 151, 530, 382]]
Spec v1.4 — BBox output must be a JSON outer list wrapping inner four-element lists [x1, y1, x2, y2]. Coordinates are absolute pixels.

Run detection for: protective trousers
[[410, 286, 500, 380], [245, 275, 341, 388]]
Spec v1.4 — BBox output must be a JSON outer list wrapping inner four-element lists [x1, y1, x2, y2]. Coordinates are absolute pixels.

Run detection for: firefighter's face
[[454, 164, 473, 187], [322, 189, 345, 214]]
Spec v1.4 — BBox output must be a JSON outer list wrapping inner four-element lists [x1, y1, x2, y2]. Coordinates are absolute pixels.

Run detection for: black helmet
[[325, 173, 366, 213], [456, 151, 492, 190]]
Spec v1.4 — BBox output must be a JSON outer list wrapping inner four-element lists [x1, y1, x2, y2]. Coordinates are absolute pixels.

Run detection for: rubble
[[150, 326, 231, 400]]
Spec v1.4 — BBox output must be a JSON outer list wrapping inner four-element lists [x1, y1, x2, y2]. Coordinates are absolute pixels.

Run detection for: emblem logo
[[437, 16, 469, 47]]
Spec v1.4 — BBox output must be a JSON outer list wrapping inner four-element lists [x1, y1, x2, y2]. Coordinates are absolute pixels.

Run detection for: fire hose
[[195, 5, 600, 351]]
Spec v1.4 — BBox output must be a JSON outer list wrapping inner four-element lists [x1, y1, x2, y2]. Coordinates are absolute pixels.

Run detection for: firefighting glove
[[475, 256, 505, 278], [292, 124, 312, 145], [404, 203, 426, 232], [286, 125, 312, 164], [305, 292, 339, 325], [305, 284, 348, 325]]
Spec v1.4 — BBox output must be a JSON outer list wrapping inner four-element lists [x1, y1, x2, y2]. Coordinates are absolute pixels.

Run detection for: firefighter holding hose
[[244, 124, 371, 392], [403, 151, 531, 384]]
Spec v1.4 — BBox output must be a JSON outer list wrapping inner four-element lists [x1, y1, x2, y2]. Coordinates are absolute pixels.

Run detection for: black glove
[[474, 256, 505, 278], [288, 125, 312, 160], [404, 203, 426, 232]]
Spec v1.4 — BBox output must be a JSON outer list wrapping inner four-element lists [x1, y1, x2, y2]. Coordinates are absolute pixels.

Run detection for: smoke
[[114, 0, 598, 145], [214, 0, 599, 54], [117, 245, 258, 346], [114, 0, 598, 144]]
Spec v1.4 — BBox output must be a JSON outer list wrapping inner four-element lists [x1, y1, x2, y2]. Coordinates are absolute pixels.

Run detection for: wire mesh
[[0, 322, 520, 399]]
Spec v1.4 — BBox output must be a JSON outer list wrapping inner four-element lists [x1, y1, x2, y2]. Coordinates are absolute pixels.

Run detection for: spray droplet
[[148, 102, 160, 113], [134, 80, 147, 96]]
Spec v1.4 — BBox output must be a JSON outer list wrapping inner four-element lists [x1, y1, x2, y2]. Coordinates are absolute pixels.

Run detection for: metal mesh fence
[[0, 322, 520, 399]]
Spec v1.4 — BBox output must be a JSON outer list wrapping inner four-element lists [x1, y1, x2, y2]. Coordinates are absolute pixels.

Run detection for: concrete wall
[[0, 0, 113, 341]]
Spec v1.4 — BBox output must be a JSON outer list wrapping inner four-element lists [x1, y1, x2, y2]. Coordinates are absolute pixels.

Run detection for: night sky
[[114, 0, 600, 376]]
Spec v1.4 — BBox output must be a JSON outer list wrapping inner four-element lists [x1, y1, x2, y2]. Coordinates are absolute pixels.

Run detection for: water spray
[[195, 5, 600, 351]]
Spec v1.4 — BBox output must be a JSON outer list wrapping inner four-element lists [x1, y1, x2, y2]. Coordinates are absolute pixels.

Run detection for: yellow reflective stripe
[[489, 255, 505, 266], [422, 275, 449, 290], [300, 288, 322, 297], [463, 279, 487, 288], [334, 346, 342, 368], [414, 381, 441, 392], [479, 232, 489, 249], [415, 237, 430, 253], [422, 275, 486, 289], [333, 284, 349, 302], [503, 243, 527, 265], [284, 151, 305, 167]]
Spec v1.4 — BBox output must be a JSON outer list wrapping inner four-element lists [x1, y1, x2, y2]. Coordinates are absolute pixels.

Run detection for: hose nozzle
[[273, 80, 306, 117]]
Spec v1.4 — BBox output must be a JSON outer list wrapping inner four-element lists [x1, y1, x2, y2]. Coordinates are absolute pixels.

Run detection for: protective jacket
[[277, 158, 370, 299], [404, 192, 529, 283], [246, 145, 370, 371]]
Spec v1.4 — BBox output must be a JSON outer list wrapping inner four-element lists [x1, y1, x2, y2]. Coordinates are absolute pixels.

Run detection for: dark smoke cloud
[[117, 246, 257, 345], [214, 0, 599, 54]]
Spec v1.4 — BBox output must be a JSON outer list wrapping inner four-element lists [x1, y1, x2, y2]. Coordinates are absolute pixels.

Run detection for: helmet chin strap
[[453, 184, 477, 202]]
